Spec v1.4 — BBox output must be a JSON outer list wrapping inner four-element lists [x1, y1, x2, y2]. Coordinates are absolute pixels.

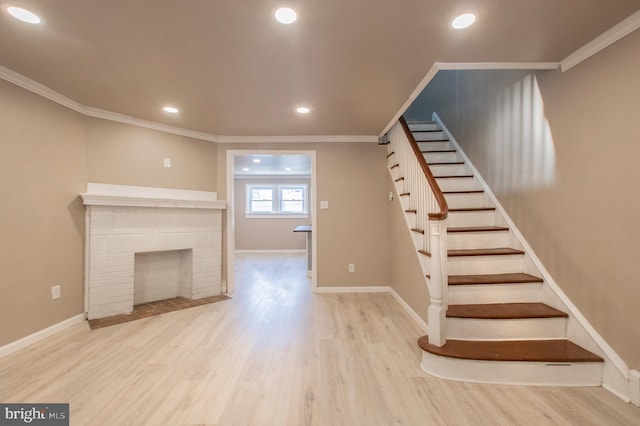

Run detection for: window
[[246, 184, 308, 217]]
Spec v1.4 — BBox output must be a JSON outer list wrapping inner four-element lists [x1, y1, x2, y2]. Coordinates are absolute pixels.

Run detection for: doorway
[[225, 149, 317, 293]]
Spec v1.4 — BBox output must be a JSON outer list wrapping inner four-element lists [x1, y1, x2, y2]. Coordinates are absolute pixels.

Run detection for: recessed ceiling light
[[285, 167, 292, 172], [7, 6, 41, 24], [242, 168, 250, 172], [274, 7, 297, 24], [163, 106, 179, 113], [451, 13, 476, 30], [296, 106, 311, 114], [253, 159, 261, 163]]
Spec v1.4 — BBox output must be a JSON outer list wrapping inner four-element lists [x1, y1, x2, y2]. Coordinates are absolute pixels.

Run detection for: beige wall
[[0, 80, 87, 346], [0, 82, 223, 347], [388, 176, 430, 324], [234, 178, 310, 251], [87, 118, 218, 191], [407, 30, 640, 369], [219, 143, 392, 287]]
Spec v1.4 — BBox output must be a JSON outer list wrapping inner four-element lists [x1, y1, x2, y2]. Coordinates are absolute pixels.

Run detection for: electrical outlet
[[348, 263, 355, 273], [51, 285, 61, 300], [163, 157, 171, 168]]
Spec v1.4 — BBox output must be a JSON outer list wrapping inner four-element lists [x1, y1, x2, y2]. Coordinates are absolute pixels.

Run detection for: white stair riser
[[429, 163, 471, 176], [421, 352, 603, 386], [404, 211, 417, 229], [424, 152, 460, 163], [413, 131, 448, 141], [449, 283, 544, 305], [436, 178, 482, 192], [447, 317, 567, 340], [411, 231, 426, 253], [444, 193, 492, 209], [408, 123, 439, 131], [448, 255, 524, 275], [447, 231, 510, 249], [447, 211, 497, 228], [417, 141, 453, 151]]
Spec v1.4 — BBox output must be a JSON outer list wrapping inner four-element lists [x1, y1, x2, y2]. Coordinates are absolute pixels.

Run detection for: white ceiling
[[234, 154, 311, 176], [1, 1, 638, 137]]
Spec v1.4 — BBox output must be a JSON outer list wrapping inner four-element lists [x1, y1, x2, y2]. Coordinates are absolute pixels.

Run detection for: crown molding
[[561, 10, 640, 72], [216, 135, 378, 143], [0, 65, 86, 113], [1, 65, 379, 144], [435, 62, 560, 70], [82, 106, 219, 142]]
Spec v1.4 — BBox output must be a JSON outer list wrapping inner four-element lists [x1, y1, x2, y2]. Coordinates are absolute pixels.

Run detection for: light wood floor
[[1, 253, 638, 425]]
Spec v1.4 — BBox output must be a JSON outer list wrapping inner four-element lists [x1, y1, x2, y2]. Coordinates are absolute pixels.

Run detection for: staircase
[[386, 118, 605, 386]]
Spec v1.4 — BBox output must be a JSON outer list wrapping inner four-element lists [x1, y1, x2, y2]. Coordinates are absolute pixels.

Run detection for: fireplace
[[81, 183, 226, 320]]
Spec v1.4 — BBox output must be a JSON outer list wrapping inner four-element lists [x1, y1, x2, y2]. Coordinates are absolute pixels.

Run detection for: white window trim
[[245, 183, 309, 218]]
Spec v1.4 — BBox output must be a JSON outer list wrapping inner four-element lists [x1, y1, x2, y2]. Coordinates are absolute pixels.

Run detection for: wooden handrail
[[399, 116, 448, 220]]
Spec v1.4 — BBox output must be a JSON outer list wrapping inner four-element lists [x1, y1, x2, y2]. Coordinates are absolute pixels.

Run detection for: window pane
[[281, 200, 304, 213], [251, 200, 274, 212], [281, 188, 304, 201], [251, 188, 273, 201]]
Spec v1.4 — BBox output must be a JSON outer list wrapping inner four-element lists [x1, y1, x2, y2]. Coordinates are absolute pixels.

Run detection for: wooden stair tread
[[428, 161, 465, 166], [448, 273, 543, 285], [449, 207, 496, 212], [448, 226, 509, 233], [447, 303, 568, 319], [448, 248, 524, 257], [417, 337, 604, 363], [443, 189, 484, 194], [434, 174, 474, 179]]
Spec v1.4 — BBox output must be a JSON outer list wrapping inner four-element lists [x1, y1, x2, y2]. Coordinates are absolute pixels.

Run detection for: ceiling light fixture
[[451, 13, 476, 30], [253, 159, 261, 163], [242, 168, 250, 172], [274, 7, 297, 24], [285, 167, 292, 172], [296, 106, 311, 114], [163, 106, 179, 113], [7, 6, 41, 24]]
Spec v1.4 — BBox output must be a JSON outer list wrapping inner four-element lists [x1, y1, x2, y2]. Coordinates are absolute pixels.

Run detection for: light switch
[[163, 158, 171, 168], [320, 201, 329, 209]]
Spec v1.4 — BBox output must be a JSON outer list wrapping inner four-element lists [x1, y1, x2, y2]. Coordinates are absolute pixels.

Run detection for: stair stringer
[[433, 112, 633, 402]]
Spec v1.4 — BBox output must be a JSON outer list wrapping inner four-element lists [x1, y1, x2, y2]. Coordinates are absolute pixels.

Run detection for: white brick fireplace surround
[[80, 183, 226, 320]]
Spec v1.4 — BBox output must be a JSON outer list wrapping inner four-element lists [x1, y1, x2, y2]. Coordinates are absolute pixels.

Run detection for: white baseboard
[[235, 249, 306, 255], [630, 370, 640, 407], [0, 314, 87, 360], [389, 288, 429, 333], [314, 285, 391, 294]]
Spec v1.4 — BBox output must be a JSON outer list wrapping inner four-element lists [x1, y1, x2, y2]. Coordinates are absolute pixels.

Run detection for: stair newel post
[[428, 217, 448, 347]]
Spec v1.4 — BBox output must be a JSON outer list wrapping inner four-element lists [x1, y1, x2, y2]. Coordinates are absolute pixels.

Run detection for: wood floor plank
[[0, 253, 637, 425]]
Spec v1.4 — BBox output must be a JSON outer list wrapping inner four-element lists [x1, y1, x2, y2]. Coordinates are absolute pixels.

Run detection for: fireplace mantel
[[80, 183, 226, 209]]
